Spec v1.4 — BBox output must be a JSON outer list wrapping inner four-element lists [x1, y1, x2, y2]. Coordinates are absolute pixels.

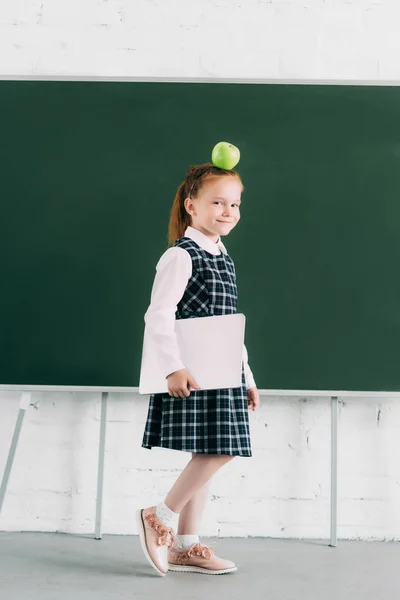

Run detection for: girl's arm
[[229, 258, 256, 390], [144, 247, 192, 379], [243, 343, 256, 390]]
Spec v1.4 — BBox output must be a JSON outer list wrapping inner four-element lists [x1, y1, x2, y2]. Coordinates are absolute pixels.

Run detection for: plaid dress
[[141, 236, 252, 457]]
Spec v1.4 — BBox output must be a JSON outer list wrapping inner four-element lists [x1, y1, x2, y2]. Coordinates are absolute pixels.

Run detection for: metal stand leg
[[330, 395, 338, 547], [0, 392, 31, 515], [95, 392, 108, 540]]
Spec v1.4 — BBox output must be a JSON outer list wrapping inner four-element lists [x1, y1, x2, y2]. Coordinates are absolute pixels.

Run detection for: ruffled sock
[[155, 501, 180, 532], [174, 534, 199, 550]]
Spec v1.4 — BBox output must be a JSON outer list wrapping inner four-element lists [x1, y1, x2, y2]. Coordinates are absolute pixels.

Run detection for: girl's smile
[[184, 177, 242, 242]]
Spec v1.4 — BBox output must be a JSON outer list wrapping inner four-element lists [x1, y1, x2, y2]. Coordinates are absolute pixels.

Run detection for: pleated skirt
[[141, 365, 252, 457]]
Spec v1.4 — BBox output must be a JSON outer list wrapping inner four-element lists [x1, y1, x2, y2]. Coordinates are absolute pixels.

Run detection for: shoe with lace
[[168, 542, 237, 575], [136, 506, 176, 576]]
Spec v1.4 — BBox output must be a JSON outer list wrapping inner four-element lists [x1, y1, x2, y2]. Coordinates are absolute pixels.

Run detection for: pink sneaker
[[136, 506, 176, 576], [168, 542, 237, 575]]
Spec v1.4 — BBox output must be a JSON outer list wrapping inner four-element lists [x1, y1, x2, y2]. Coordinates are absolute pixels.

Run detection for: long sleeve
[[242, 343, 256, 390], [144, 247, 192, 379], [227, 257, 256, 390]]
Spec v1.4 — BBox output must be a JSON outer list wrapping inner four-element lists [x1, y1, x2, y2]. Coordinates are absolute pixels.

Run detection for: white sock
[[175, 534, 199, 550], [155, 501, 180, 532]]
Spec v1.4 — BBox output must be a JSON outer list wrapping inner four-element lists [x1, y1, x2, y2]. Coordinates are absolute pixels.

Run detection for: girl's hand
[[247, 386, 260, 411], [166, 369, 201, 398]]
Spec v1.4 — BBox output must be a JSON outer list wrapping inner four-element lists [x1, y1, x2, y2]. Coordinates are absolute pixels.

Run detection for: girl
[[137, 163, 260, 576]]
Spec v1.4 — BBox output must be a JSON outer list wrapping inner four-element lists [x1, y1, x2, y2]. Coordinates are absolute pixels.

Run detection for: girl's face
[[184, 177, 242, 242]]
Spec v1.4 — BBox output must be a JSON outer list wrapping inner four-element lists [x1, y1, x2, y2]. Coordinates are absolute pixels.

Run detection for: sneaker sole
[[168, 563, 237, 575], [136, 509, 166, 577]]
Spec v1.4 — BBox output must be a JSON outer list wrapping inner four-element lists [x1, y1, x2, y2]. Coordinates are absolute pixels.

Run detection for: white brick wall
[[1, 0, 400, 539], [1, 391, 400, 539], [0, 0, 400, 79]]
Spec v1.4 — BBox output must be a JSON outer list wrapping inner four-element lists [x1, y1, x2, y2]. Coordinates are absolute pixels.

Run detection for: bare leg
[[177, 466, 211, 534], [165, 453, 233, 515]]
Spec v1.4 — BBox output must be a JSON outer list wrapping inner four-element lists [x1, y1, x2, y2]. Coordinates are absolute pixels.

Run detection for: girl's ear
[[184, 197, 195, 216]]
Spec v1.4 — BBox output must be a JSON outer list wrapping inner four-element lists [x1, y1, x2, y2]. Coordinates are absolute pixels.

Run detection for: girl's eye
[[214, 202, 240, 207]]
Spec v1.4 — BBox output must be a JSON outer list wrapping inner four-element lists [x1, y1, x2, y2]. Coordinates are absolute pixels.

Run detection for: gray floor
[[0, 532, 399, 600]]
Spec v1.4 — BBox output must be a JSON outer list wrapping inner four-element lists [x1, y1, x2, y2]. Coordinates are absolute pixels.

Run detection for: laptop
[[138, 313, 246, 395]]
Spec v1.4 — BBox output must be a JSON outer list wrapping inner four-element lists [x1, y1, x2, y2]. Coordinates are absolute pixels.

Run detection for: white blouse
[[144, 226, 256, 390]]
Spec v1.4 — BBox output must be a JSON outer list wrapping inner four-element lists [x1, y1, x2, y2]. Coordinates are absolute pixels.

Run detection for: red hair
[[167, 163, 243, 246]]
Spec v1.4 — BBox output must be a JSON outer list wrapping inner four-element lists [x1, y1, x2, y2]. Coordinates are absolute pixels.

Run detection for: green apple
[[211, 141, 240, 170]]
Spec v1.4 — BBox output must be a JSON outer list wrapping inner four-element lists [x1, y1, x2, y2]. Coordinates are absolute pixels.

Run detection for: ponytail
[[167, 163, 243, 246], [167, 180, 192, 246]]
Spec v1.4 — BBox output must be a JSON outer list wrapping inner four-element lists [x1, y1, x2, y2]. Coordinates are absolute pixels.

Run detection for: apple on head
[[211, 142, 240, 170]]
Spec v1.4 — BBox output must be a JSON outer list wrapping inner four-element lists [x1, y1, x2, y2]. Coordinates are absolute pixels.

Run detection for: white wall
[[0, 0, 400, 80], [1, 0, 400, 540], [1, 391, 400, 540]]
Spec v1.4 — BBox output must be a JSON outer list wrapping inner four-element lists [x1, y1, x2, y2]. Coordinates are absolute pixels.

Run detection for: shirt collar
[[184, 226, 227, 255]]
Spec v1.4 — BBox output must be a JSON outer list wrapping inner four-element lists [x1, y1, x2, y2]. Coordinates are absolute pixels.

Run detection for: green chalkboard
[[1, 80, 399, 391]]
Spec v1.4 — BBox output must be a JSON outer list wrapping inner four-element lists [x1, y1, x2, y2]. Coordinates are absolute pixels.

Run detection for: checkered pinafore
[[141, 236, 252, 457]]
